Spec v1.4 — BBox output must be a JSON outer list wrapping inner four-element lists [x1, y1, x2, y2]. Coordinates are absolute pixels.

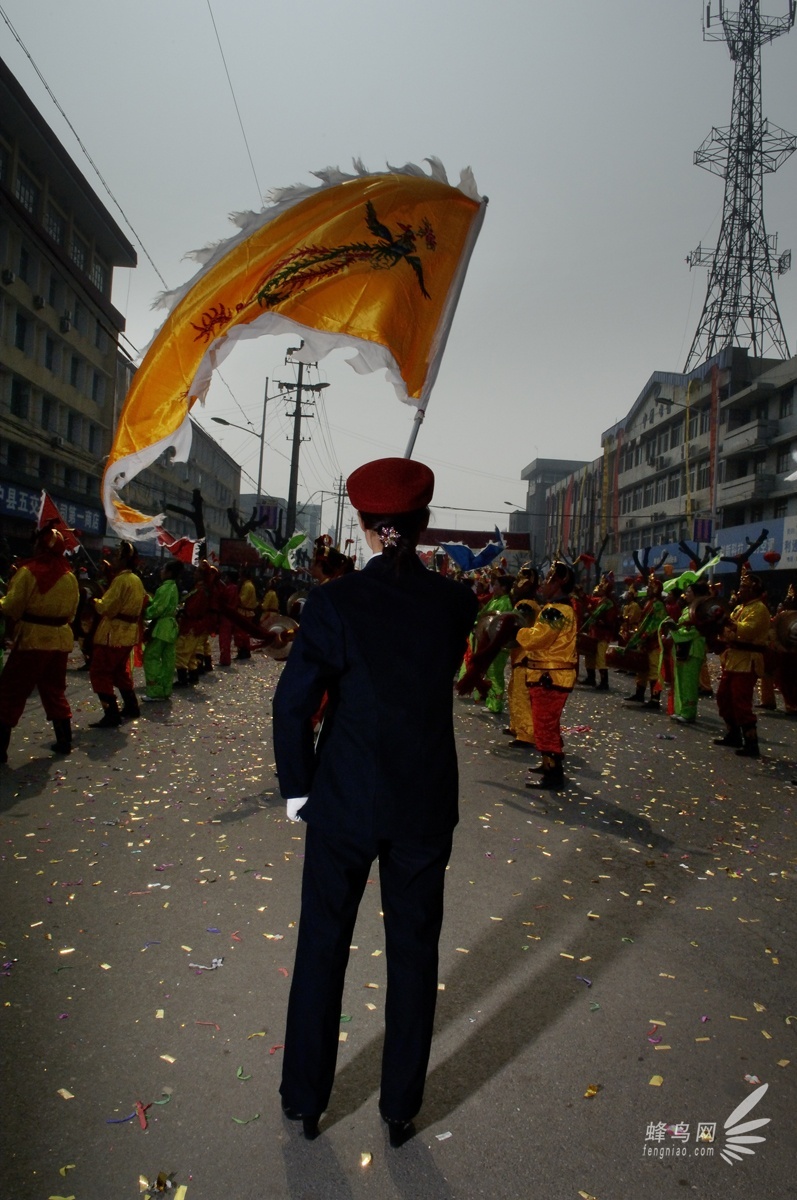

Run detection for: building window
[[91, 371, 105, 404], [88, 424, 101, 455], [10, 377, 30, 418], [44, 203, 66, 246], [670, 420, 684, 449], [697, 460, 711, 489], [667, 473, 681, 500], [777, 446, 793, 474], [44, 336, 56, 372], [0, 142, 9, 183], [750, 504, 764, 522], [633, 486, 643, 510], [655, 478, 667, 503], [41, 394, 55, 432], [94, 319, 108, 352], [70, 234, 88, 273], [699, 407, 711, 434], [67, 411, 82, 445], [643, 482, 654, 506], [15, 167, 39, 214], [18, 245, 31, 283], [64, 467, 81, 491], [774, 501, 788, 518], [90, 257, 108, 294], [73, 299, 87, 335], [70, 355, 81, 389], [48, 274, 61, 309], [86, 474, 100, 498], [14, 312, 29, 352], [780, 389, 794, 419]]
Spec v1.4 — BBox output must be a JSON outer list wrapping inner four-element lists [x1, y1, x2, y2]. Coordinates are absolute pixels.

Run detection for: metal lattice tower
[[684, 0, 795, 372]]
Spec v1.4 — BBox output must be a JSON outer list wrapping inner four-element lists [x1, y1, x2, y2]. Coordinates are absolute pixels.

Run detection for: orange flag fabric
[[102, 161, 486, 540]]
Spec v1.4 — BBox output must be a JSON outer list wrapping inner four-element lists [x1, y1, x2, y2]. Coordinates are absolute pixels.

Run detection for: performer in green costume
[[475, 576, 514, 713], [661, 579, 709, 723], [143, 561, 181, 701]]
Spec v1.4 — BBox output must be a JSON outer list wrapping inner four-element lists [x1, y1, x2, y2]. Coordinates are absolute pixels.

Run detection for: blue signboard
[[619, 518, 788, 577], [0, 482, 105, 534]]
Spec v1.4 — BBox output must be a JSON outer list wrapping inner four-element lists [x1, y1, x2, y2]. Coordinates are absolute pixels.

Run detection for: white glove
[[286, 796, 308, 822]]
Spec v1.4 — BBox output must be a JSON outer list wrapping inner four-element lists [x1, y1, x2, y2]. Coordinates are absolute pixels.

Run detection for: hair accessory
[[378, 526, 400, 548]]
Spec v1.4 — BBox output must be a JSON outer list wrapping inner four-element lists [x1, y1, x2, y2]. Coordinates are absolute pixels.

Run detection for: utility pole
[[684, 0, 795, 371], [334, 475, 346, 548], [278, 347, 329, 537]]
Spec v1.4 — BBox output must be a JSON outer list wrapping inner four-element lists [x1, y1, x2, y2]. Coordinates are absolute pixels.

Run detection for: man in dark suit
[[273, 457, 478, 1145]]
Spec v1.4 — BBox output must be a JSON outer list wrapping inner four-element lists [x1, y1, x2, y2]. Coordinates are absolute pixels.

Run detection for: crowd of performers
[[1, 521, 796, 786], [0, 524, 339, 764], [454, 558, 797, 788]]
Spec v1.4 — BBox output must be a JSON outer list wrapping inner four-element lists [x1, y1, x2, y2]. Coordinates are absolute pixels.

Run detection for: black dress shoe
[[281, 1101, 321, 1139], [380, 1113, 416, 1147]]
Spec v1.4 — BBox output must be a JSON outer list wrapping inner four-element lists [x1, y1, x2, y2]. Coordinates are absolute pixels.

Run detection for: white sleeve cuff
[[286, 797, 309, 822]]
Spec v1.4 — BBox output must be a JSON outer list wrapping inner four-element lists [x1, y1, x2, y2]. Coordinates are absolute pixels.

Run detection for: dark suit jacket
[[273, 554, 478, 841]]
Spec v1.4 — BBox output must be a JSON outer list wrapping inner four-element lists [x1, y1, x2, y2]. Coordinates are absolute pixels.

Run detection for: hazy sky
[[3, 0, 795, 532]]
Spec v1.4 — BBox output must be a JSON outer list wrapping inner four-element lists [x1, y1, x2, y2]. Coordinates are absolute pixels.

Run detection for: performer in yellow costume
[[235, 570, 258, 660], [506, 565, 539, 747], [0, 527, 80, 761], [90, 542, 146, 727], [516, 561, 578, 789], [714, 571, 771, 758]]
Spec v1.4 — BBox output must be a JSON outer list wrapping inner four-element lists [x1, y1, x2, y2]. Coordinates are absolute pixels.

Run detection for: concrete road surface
[[1, 652, 795, 1200]]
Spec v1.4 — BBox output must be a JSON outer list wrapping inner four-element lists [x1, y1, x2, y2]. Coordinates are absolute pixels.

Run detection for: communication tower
[[684, 0, 795, 371]]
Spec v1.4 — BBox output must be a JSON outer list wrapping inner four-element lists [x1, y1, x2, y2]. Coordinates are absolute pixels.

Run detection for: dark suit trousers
[[280, 824, 453, 1120]]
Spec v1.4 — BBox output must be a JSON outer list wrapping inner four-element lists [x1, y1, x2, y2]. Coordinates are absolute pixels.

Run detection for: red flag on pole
[[36, 491, 80, 551], [155, 526, 203, 565]]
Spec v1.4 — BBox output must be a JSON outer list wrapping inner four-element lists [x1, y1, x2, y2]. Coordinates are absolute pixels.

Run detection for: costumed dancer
[[197, 561, 220, 672], [89, 542, 146, 727], [624, 574, 668, 708], [273, 457, 478, 1144], [0, 527, 79, 762], [506, 564, 540, 747], [580, 573, 619, 690], [217, 570, 239, 667], [516, 560, 578, 790], [174, 567, 212, 687], [234, 569, 258, 660], [659, 579, 709, 723], [473, 575, 514, 713], [142, 561, 181, 701], [714, 571, 771, 758], [619, 584, 642, 645]]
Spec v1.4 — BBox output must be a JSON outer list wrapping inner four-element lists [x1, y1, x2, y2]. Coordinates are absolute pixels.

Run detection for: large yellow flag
[[103, 161, 486, 538]]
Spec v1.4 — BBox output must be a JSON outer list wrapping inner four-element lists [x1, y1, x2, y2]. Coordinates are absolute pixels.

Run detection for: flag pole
[[403, 405, 427, 459]]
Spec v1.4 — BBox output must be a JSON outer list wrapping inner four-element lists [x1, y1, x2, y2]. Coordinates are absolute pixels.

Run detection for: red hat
[[347, 457, 434, 514]]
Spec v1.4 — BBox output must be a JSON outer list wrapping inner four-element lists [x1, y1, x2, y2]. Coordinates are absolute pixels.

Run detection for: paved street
[[1, 653, 795, 1200]]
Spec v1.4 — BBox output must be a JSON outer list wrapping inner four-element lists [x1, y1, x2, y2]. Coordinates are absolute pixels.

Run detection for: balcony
[[718, 472, 776, 506], [722, 418, 777, 457]]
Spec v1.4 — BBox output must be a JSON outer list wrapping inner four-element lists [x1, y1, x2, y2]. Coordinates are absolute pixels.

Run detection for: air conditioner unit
[[1, 268, 15, 285], [51, 434, 64, 449], [33, 294, 46, 309], [59, 314, 72, 333]]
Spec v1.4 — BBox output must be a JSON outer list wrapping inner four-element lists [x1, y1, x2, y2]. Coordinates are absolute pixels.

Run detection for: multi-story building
[[541, 347, 797, 587], [0, 56, 136, 557], [510, 457, 588, 563]]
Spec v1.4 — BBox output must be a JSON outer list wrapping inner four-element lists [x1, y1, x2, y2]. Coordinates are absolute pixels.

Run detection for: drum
[[606, 642, 648, 674], [257, 612, 299, 661], [772, 610, 797, 653]]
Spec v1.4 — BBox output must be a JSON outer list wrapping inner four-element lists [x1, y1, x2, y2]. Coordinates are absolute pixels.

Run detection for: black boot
[[235, 647, 251, 661], [582, 668, 597, 687], [120, 690, 140, 719], [50, 718, 72, 755], [714, 726, 743, 748], [202, 655, 214, 672], [90, 694, 122, 728], [0, 722, 11, 764], [597, 669, 609, 691], [526, 753, 565, 789], [736, 727, 760, 758], [187, 668, 200, 686], [625, 684, 646, 703], [644, 690, 661, 709], [173, 668, 190, 689]]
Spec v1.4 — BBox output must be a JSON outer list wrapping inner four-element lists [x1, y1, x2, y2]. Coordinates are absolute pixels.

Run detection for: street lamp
[[211, 378, 273, 504]]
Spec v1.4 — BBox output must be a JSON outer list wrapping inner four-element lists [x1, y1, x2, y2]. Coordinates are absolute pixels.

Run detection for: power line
[[0, 3, 169, 289], [205, 0, 263, 205]]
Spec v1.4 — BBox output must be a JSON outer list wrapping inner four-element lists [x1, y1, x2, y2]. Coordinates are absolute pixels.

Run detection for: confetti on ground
[[231, 1113, 260, 1124], [583, 1084, 601, 1099], [436, 1131, 452, 1141], [57, 1089, 74, 1100], [649, 1076, 664, 1087], [360, 1151, 372, 1167]]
